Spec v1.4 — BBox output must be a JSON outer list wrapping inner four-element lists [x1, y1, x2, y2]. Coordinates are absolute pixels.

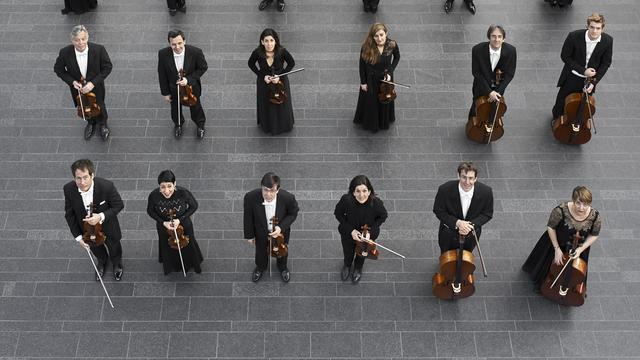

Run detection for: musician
[[522, 186, 601, 294], [469, 25, 516, 120], [552, 13, 612, 124], [54, 25, 112, 141], [248, 29, 295, 135], [363, 0, 380, 13], [334, 175, 388, 283], [545, 0, 572, 7], [158, 29, 208, 139], [258, 0, 285, 12], [433, 162, 493, 253], [61, 0, 97, 15], [167, 0, 186, 15], [244, 172, 299, 282], [444, 0, 476, 14], [63, 159, 124, 281], [353, 23, 400, 132]]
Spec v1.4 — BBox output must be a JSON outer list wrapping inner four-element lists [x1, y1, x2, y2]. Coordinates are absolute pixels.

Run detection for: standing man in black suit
[[552, 13, 613, 123], [433, 162, 493, 253], [158, 29, 208, 139], [444, 0, 476, 14], [54, 25, 113, 140], [469, 24, 517, 120], [64, 159, 125, 281], [244, 172, 299, 283]]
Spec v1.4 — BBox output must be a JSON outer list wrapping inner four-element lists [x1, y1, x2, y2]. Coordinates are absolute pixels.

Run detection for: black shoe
[[252, 268, 263, 282], [61, 8, 70, 14], [352, 269, 362, 283], [174, 125, 183, 138], [95, 262, 106, 281], [114, 265, 123, 281], [169, 8, 177, 16], [370, 5, 378, 13], [178, 5, 186, 13], [99, 125, 110, 141], [196, 127, 205, 139], [194, 265, 202, 274], [84, 123, 95, 140], [258, 0, 272, 10], [444, 0, 453, 13], [363, 2, 370, 12], [341, 265, 351, 281], [464, 0, 476, 14], [277, 0, 285, 12], [280, 269, 290, 282]]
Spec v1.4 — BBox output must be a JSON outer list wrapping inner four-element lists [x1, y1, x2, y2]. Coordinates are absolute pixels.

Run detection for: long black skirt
[[353, 84, 395, 132], [157, 224, 203, 275], [256, 77, 294, 135]]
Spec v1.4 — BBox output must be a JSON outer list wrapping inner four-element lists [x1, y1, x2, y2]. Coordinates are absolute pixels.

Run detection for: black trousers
[[64, 0, 97, 12], [255, 236, 287, 271], [341, 236, 366, 270], [167, 0, 185, 9], [363, 0, 380, 5], [91, 238, 122, 267], [170, 96, 206, 128], [552, 77, 587, 119]]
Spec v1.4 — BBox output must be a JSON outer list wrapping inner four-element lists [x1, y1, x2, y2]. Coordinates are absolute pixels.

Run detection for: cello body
[[540, 234, 588, 306], [432, 234, 476, 300], [552, 91, 595, 145], [466, 69, 506, 143]]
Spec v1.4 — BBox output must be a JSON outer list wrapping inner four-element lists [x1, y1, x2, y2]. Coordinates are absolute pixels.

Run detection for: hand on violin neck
[[488, 91, 501, 102], [270, 76, 280, 84], [351, 229, 362, 241], [584, 83, 594, 94], [360, 84, 368, 92], [264, 75, 272, 84], [73, 81, 83, 90], [269, 226, 282, 237], [176, 78, 188, 86], [584, 68, 596, 78], [456, 220, 474, 235], [383, 73, 391, 82], [81, 81, 95, 94], [83, 214, 102, 226]]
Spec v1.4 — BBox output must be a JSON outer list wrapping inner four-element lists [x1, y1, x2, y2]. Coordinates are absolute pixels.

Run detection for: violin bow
[[85, 247, 114, 308], [273, 67, 305, 78], [380, 79, 411, 89], [470, 227, 488, 277], [356, 234, 406, 259], [172, 222, 187, 277], [549, 249, 579, 288], [176, 70, 182, 129], [77, 86, 87, 122]]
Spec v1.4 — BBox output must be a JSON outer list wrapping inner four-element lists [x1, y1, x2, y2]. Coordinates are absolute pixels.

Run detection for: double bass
[[466, 69, 506, 143], [540, 233, 588, 306], [552, 74, 596, 145], [75, 77, 101, 120], [82, 202, 106, 247], [432, 234, 476, 299]]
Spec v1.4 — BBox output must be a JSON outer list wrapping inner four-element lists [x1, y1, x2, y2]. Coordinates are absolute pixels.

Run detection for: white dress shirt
[[585, 30, 601, 66], [75, 181, 105, 241], [489, 46, 501, 72], [263, 198, 277, 231], [75, 46, 89, 79], [173, 50, 185, 74], [458, 184, 474, 219]]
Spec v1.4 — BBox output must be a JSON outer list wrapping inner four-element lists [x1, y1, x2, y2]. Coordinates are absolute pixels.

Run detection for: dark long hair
[[257, 28, 281, 58], [348, 175, 376, 199]]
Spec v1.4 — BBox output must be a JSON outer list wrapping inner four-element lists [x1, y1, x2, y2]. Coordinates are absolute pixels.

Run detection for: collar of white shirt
[[262, 198, 276, 206], [78, 180, 95, 195], [585, 30, 601, 44], [173, 50, 184, 57], [458, 184, 474, 199], [75, 47, 88, 57]]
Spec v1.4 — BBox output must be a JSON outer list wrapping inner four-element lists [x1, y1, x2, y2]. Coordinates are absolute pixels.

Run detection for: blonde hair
[[571, 186, 593, 204], [587, 13, 605, 28]]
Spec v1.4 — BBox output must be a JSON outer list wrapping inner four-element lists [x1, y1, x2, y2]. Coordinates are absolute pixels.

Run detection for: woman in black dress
[[147, 170, 203, 275], [354, 23, 400, 132], [522, 186, 601, 294], [248, 28, 295, 135], [334, 175, 388, 283]]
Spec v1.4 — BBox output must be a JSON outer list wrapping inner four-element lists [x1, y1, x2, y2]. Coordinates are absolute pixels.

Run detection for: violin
[[165, 208, 189, 250], [432, 233, 476, 300], [82, 202, 106, 247], [178, 69, 198, 107], [268, 70, 287, 105], [552, 76, 596, 145], [269, 216, 288, 258], [75, 77, 101, 120], [540, 233, 588, 306], [466, 69, 506, 143], [378, 70, 396, 104], [354, 224, 379, 260]]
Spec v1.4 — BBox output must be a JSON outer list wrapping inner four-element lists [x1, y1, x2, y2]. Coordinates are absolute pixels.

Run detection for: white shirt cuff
[[99, 213, 105, 224], [75, 235, 83, 242]]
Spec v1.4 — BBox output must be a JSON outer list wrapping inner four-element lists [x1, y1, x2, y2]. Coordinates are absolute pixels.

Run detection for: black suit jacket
[[243, 189, 299, 244], [471, 42, 517, 98], [557, 29, 613, 87], [64, 177, 124, 242], [158, 45, 208, 97], [433, 180, 493, 242], [53, 42, 112, 104]]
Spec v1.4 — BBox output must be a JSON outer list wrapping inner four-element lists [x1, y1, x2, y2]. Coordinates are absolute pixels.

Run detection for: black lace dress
[[353, 39, 400, 132], [147, 186, 203, 274], [248, 47, 295, 135], [522, 202, 601, 289]]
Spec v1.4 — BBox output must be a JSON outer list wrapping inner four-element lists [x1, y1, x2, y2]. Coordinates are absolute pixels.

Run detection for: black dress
[[334, 194, 388, 270], [248, 47, 295, 135], [353, 39, 400, 132], [147, 187, 204, 275], [522, 202, 601, 289]]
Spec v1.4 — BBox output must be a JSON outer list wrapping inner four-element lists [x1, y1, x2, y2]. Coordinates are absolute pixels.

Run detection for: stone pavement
[[1, 0, 640, 358]]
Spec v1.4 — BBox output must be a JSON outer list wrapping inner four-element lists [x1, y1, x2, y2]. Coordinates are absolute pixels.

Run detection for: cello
[[432, 233, 476, 300], [75, 77, 101, 120], [165, 208, 189, 277], [552, 73, 596, 145], [82, 202, 106, 247], [540, 233, 588, 306], [466, 69, 506, 143]]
